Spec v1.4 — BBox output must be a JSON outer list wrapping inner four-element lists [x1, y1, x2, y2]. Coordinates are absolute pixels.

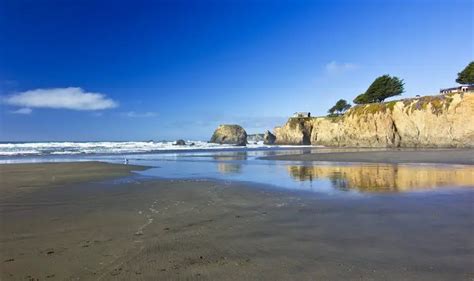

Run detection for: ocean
[[0, 140, 305, 157], [1, 142, 472, 195]]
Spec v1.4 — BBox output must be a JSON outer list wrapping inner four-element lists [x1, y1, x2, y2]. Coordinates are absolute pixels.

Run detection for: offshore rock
[[210, 124, 247, 146], [263, 130, 276, 145]]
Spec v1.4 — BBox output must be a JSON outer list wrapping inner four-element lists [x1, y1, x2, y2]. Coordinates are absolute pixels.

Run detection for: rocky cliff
[[274, 92, 474, 148]]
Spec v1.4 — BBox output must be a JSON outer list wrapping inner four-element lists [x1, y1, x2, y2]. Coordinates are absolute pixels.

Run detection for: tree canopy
[[353, 75, 404, 104], [456, 61, 474, 85], [328, 99, 351, 116], [353, 93, 371, 104]]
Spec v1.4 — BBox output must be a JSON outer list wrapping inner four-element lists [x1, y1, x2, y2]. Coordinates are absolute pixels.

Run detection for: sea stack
[[263, 130, 276, 145], [210, 124, 247, 146]]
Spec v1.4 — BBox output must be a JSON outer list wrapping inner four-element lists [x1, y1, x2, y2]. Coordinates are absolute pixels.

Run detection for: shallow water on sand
[[2, 149, 473, 194]]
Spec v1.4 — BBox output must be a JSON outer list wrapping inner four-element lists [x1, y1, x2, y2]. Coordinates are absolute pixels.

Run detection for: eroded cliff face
[[274, 118, 313, 145], [274, 93, 474, 148]]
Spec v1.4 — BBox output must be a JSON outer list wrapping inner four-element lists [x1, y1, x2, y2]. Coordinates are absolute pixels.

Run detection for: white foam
[[0, 141, 308, 156]]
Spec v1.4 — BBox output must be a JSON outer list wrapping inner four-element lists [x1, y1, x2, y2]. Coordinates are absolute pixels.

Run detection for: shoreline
[[260, 148, 474, 165]]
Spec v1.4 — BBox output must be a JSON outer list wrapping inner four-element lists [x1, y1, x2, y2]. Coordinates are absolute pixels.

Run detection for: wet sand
[[1, 163, 473, 280], [0, 161, 148, 199], [261, 149, 474, 165]]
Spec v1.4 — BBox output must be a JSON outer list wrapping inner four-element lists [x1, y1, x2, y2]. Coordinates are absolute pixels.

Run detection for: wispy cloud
[[165, 115, 286, 132], [3, 87, 118, 111], [325, 61, 358, 74], [122, 111, 158, 118], [235, 116, 287, 130], [10, 108, 32, 114]]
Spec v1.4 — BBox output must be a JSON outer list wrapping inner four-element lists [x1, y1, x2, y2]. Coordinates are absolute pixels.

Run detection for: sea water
[[1, 143, 472, 194]]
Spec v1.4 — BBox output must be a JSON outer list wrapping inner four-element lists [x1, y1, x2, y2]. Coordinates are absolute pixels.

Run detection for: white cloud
[[325, 61, 358, 74], [122, 111, 158, 118], [4, 87, 118, 111], [10, 108, 32, 114]]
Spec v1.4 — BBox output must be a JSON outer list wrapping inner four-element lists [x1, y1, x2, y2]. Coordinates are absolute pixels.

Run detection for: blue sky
[[0, 0, 472, 141]]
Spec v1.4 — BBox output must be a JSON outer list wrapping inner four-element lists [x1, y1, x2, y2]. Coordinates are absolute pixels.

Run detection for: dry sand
[[261, 149, 474, 165], [0, 162, 473, 280]]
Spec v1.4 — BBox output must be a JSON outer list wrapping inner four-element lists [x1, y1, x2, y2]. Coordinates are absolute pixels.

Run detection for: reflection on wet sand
[[212, 153, 248, 161], [217, 162, 242, 174], [214, 153, 246, 174], [287, 164, 474, 192]]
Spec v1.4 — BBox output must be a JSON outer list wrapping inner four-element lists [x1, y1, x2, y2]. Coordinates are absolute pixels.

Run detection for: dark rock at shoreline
[[174, 139, 186, 145], [263, 130, 276, 145]]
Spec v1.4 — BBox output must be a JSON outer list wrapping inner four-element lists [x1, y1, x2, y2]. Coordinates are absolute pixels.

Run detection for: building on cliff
[[292, 112, 311, 118], [440, 85, 474, 94]]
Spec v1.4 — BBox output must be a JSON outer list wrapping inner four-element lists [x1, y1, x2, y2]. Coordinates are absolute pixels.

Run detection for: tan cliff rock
[[274, 92, 474, 147], [274, 118, 313, 145]]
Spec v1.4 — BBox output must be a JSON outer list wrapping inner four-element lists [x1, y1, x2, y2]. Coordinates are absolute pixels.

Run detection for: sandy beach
[[261, 149, 474, 165], [1, 162, 473, 280], [0, 162, 148, 200], [2, 0, 473, 280]]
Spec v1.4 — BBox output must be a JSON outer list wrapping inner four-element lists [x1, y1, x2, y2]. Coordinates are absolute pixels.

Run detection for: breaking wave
[[0, 141, 287, 156]]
